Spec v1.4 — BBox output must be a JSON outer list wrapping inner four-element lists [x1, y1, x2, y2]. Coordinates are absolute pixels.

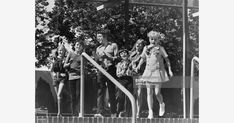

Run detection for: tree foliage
[[35, 0, 199, 76], [35, 0, 53, 67]]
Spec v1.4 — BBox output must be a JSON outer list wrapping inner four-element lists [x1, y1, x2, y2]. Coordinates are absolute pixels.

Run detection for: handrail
[[79, 54, 85, 117], [80, 52, 136, 123], [189, 56, 199, 119]]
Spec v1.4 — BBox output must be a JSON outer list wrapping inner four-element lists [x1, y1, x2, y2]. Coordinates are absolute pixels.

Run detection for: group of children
[[115, 31, 173, 119], [50, 30, 173, 119], [50, 40, 85, 116]]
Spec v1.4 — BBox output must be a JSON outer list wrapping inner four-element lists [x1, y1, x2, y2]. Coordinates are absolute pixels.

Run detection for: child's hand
[[69, 59, 73, 63], [60, 73, 66, 77], [53, 73, 56, 78], [117, 73, 122, 78], [169, 69, 173, 78], [134, 66, 140, 73], [126, 69, 132, 76]]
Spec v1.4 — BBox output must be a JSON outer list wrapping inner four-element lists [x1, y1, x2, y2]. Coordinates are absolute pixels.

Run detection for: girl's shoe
[[94, 113, 104, 118], [159, 103, 165, 116], [118, 111, 126, 118], [111, 113, 117, 118], [72, 113, 78, 117], [136, 113, 139, 118], [57, 113, 62, 117], [147, 110, 153, 119]]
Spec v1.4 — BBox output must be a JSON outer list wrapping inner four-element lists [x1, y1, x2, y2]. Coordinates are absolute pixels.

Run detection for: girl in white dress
[[135, 31, 173, 118]]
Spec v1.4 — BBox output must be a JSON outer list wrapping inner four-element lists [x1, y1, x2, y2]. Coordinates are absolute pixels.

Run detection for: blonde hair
[[130, 39, 145, 53], [58, 44, 65, 51], [57, 44, 66, 57], [147, 31, 165, 40]]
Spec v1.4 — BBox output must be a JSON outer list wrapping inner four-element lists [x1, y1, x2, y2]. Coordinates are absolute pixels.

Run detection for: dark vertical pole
[[182, 0, 189, 119], [124, 0, 129, 49]]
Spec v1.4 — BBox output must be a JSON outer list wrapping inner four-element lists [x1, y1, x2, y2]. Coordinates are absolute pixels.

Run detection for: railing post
[[189, 58, 194, 119], [190, 56, 199, 119], [79, 54, 84, 117], [81, 52, 136, 123]]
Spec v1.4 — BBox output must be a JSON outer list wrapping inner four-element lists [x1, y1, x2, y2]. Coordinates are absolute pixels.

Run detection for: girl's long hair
[[130, 39, 146, 53]]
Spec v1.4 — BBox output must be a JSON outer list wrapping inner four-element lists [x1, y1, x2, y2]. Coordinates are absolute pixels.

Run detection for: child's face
[[149, 37, 159, 44], [120, 51, 128, 60], [74, 42, 83, 52], [58, 48, 65, 57], [136, 42, 143, 51], [97, 33, 104, 44]]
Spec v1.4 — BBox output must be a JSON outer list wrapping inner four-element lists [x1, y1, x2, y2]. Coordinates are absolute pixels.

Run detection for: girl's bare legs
[[136, 85, 142, 118], [54, 86, 59, 115], [154, 84, 165, 116], [54, 87, 58, 95], [57, 82, 65, 116], [146, 85, 154, 119]]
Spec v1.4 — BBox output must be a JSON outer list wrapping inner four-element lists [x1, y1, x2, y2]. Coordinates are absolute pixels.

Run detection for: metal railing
[[79, 52, 85, 117], [189, 56, 199, 119], [79, 52, 136, 123]]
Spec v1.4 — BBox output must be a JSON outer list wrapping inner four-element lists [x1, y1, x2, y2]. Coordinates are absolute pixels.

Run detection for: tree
[[35, 0, 199, 116], [35, 0, 54, 68], [35, 0, 199, 76]]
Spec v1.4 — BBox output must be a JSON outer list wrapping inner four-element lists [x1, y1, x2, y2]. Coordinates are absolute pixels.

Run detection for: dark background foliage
[[35, 0, 199, 76]]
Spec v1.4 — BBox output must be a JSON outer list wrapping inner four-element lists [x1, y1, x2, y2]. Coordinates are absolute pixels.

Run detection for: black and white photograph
[[35, 0, 199, 123]]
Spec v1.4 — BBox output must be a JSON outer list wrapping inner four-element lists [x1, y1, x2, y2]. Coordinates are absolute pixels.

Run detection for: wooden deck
[[36, 116, 199, 123]]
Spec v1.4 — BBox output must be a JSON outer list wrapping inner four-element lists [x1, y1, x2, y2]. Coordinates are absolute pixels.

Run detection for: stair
[[36, 116, 199, 123]]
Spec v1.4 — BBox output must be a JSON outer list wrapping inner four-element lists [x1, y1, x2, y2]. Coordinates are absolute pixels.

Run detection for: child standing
[[94, 30, 118, 117], [64, 41, 84, 116], [136, 31, 173, 118], [128, 39, 146, 118], [51, 45, 68, 116], [116, 49, 133, 117]]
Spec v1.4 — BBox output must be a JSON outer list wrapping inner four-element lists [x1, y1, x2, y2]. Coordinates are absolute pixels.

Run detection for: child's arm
[[116, 63, 124, 77], [112, 43, 118, 60], [135, 46, 146, 72], [64, 52, 71, 69], [94, 48, 101, 62], [103, 43, 118, 61], [165, 57, 173, 77], [161, 46, 173, 77], [50, 62, 57, 79]]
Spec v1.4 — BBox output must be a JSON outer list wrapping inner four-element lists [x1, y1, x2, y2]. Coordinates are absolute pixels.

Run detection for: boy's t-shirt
[[65, 51, 81, 80]]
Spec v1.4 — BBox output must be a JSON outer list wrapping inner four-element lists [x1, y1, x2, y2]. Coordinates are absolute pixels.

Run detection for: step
[[36, 116, 199, 123]]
